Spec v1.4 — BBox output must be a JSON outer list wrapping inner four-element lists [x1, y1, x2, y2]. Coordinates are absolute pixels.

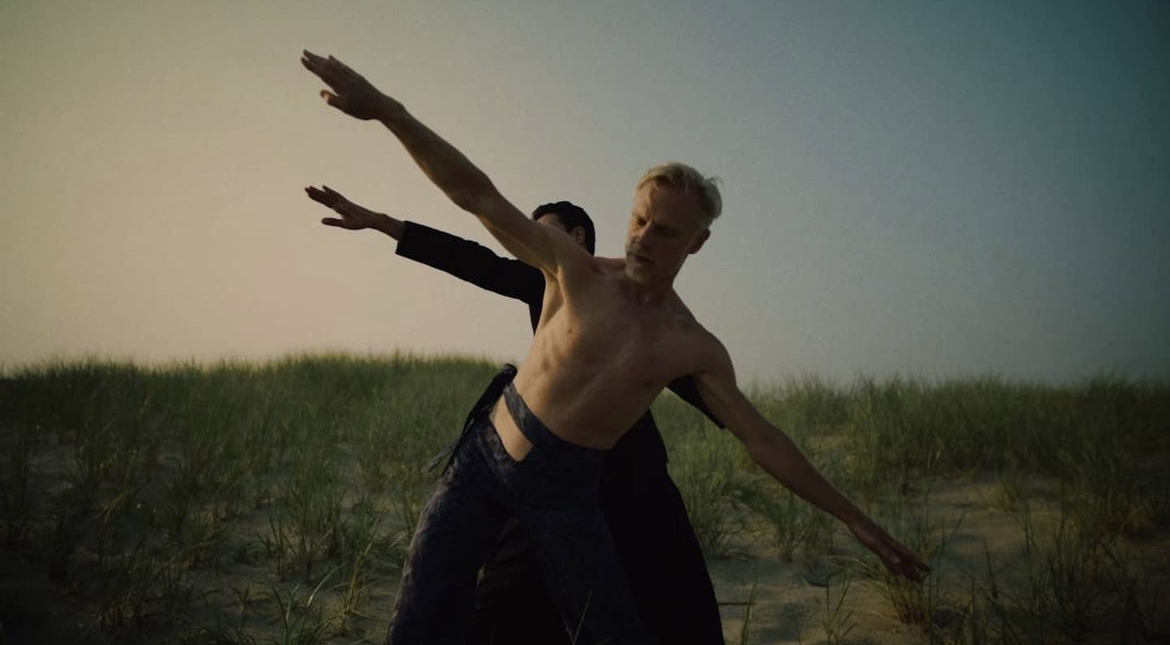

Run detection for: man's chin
[[624, 264, 654, 284]]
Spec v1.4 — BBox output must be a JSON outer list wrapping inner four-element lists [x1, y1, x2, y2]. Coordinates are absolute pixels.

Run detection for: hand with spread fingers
[[848, 517, 931, 582], [305, 185, 391, 231], [301, 50, 404, 121]]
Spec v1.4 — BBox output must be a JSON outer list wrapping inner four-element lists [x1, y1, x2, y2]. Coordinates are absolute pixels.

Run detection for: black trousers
[[469, 447, 724, 645], [385, 382, 657, 645], [464, 373, 724, 645]]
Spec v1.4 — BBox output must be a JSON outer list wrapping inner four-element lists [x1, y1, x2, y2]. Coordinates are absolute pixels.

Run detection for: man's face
[[624, 183, 710, 285], [536, 212, 590, 253]]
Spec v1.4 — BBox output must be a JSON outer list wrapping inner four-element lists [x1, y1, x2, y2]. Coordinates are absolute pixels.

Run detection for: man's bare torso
[[492, 257, 714, 456]]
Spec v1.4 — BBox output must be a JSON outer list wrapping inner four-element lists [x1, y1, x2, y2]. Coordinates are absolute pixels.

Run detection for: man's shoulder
[[687, 325, 734, 381], [594, 256, 626, 271], [667, 292, 707, 333], [662, 298, 723, 363], [689, 322, 725, 358]]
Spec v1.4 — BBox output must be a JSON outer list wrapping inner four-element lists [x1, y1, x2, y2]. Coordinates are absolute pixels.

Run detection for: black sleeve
[[666, 376, 726, 429], [395, 221, 544, 306]]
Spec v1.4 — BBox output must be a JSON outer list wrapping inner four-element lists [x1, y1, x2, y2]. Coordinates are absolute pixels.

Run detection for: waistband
[[502, 381, 606, 465], [427, 364, 519, 472]]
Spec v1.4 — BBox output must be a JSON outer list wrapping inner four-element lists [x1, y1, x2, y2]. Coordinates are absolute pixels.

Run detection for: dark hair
[[531, 201, 596, 255]]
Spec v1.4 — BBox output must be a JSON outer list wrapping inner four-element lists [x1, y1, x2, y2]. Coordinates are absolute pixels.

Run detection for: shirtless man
[[301, 50, 929, 644]]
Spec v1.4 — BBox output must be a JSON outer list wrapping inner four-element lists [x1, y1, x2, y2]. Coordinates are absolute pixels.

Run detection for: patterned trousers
[[385, 381, 657, 645]]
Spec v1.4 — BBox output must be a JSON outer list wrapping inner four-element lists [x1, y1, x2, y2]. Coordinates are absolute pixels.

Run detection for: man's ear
[[570, 226, 588, 249], [688, 228, 710, 254]]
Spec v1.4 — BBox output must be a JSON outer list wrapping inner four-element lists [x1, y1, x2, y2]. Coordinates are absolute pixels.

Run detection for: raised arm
[[305, 185, 542, 304], [693, 339, 929, 582], [301, 51, 588, 279]]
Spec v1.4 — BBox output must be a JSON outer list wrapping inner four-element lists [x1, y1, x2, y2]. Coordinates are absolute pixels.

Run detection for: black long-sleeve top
[[395, 221, 724, 475]]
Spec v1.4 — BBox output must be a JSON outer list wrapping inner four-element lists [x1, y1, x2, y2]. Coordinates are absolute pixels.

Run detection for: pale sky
[[2, 0, 1168, 385]]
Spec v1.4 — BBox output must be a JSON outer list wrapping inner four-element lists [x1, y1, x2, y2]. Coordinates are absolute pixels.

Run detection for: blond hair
[[636, 162, 722, 225]]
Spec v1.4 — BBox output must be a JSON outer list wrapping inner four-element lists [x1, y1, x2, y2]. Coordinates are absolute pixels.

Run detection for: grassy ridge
[[1, 355, 1167, 644]]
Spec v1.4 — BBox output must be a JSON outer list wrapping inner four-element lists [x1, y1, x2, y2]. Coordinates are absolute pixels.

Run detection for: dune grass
[[1, 355, 1167, 644], [656, 373, 1169, 644]]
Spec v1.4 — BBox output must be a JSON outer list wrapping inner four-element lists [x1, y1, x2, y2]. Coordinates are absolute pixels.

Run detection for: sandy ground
[[2, 445, 1168, 645], [712, 476, 1170, 644]]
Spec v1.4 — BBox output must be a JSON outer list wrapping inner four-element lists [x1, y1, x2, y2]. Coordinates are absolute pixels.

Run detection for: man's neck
[[619, 271, 676, 307]]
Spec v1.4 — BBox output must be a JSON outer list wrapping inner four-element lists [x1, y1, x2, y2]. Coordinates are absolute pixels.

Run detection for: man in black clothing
[[306, 185, 726, 644]]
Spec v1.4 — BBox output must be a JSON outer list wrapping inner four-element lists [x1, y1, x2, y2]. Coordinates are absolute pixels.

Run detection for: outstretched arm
[[305, 185, 542, 304], [301, 51, 587, 279], [306, 185, 404, 238], [694, 340, 930, 582]]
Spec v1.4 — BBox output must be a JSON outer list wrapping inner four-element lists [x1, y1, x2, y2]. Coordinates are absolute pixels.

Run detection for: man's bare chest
[[550, 298, 695, 383]]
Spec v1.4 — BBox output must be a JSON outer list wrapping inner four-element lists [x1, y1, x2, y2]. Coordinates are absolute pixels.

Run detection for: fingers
[[895, 541, 931, 573], [885, 542, 929, 582], [300, 50, 332, 82], [306, 186, 365, 231], [301, 50, 336, 77], [855, 523, 898, 561], [856, 524, 930, 582], [883, 534, 930, 575], [302, 52, 344, 95], [302, 50, 359, 90], [304, 185, 335, 206], [892, 559, 925, 582], [326, 54, 360, 79], [869, 539, 905, 572], [305, 186, 350, 213], [320, 90, 343, 109], [872, 542, 918, 581], [305, 184, 342, 198]]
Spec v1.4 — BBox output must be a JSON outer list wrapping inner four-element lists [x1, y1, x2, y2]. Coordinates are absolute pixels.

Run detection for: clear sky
[[2, 0, 1167, 385]]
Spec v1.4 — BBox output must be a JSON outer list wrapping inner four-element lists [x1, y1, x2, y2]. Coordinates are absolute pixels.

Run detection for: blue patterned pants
[[385, 381, 657, 645]]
